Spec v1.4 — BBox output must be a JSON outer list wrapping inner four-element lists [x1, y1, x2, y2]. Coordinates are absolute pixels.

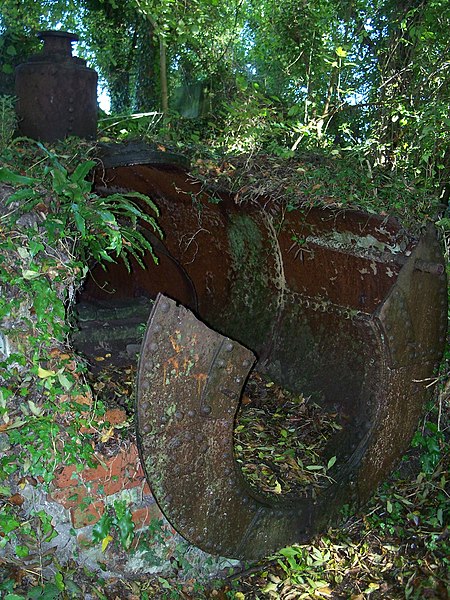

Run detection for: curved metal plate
[[136, 295, 319, 559]]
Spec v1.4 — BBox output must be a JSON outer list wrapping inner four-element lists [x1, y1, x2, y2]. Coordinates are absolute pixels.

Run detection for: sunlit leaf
[[37, 366, 56, 379], [101, 534, 113, 552]]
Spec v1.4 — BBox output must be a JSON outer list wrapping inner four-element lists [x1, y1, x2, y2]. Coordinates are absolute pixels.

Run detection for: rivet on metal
[[187, 409, 196, 417], [165, 495, 173, 504], [242, 359, 251, 368], [217, 359, 225, 368], [154, 324, 162, 333], [175, 411, 184, 421], [225, 342, 234, 352], [201, 405, 212, 415], [143, 424, 151, 433], [161, 301, 170, 313], [235, 377, 243, 384], [160, 415, 168, 424]]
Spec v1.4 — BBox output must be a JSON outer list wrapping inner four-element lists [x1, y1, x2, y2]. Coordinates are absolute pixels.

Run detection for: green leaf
[[15, 544, 29, 557], [92, 512, 113, 543], [51, 167, 69, 195], [327, 455, 337, 469], [22, 269, 41, 280], [5, 188, 39, 205], [54, 571, 65, 592], [70, 160, 96, 184], [72, 204, 86, 236], [57, 372, 73, 391], [113, 500, 135, 549], [0, 167, 36, 185]]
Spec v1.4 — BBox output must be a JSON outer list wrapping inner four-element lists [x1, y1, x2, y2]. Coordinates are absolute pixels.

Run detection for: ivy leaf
[[92, 512, 113, 543], [101, 534, 113, 552], [28, 401, 44, 416], [22, 269, 40, 280], [57, 372, 73, 391], [37, 366, 56, 379], [15, 544, 29, 558]]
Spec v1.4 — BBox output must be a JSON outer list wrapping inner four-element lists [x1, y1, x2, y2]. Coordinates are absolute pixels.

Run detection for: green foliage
[[0, 95, 17, 151], [0, 137, 162, 594], [92, 499, 135, 550], [2, 142, 161, 267]]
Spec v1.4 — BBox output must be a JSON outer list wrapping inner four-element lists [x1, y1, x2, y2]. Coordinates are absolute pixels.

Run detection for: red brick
[[53, 465, 79, 488], [71, 500, 105, 528], [132, 504, 163, 529], [77, 532, 95, 548], [103, 408, 127, 426], [49, 486, 87, 509], [73, 446, 141, 496]]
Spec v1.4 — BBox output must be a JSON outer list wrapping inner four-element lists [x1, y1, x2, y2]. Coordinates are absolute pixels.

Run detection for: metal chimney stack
[[15, 31, 98, 142]]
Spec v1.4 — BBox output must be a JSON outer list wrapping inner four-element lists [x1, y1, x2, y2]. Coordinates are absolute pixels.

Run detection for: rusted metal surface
[[15, 31, 97, 142], [137, 295, 317, 558], [80, 156, 447, 559], [98, 142, 191, 170]]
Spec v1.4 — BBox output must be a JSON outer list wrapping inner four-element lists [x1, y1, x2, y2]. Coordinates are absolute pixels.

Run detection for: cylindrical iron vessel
[[72, 148, 447, 559], [15, 30, 97, 142]]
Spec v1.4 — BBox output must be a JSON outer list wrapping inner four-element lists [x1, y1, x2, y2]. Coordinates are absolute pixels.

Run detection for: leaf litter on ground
[[234, 371, 342, 497]]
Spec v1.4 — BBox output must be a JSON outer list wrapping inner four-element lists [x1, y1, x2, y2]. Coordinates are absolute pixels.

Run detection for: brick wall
[[46, 407, 168, 568]]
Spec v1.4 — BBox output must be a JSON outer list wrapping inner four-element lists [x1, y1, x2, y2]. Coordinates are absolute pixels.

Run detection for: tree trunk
[[159, 37, 169, 113]]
